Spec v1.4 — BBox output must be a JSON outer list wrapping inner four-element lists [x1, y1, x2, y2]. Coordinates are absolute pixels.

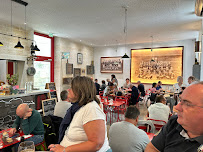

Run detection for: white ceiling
[[0, 0, 202, 46]]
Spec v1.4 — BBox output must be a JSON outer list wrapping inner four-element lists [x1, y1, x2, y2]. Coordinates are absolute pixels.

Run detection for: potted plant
[[6, 74, 19, 94]]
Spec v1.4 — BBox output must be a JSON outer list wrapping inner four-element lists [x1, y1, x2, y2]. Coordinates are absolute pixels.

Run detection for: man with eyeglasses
[[145, 82, 203, 152]]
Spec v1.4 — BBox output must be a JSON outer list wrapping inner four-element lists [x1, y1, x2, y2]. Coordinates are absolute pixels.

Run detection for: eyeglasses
[[179, 100, 203, 108]]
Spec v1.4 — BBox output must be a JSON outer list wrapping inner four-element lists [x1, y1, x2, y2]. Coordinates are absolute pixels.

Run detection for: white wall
[[94, 39, 195, 89]]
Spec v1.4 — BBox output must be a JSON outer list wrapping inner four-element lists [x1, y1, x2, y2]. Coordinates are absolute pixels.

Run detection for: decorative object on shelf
[[6, 74, 19, 86], [42, 98, 57, 116], [77, 53, 83, 64], [86, 65, 94, 75], [100, 57, 123, 73], [27, 67, 36, 76], [45, 82, 58, 101], [121, 6, 130, 59], [131, 46, 183, 84], [81, 69, 85, 74], [74, 68, 81, 77]]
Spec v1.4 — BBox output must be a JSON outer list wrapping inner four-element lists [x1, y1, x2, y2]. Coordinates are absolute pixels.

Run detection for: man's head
[[137, 81, 141, 85], [188, 76, 195, 84], [16, 104, 31, 118], [95, 79, 98, 83], [126, 78, 129, 83], [177, 76, 183, 83], [152, 82, 157, 88], [60, 90, 68, 101], [158, 81, 162, 86], [102, 80, 105, 84], [155, 95, 166, 104], [108, 82, 114, 90], [175, 82, 203, 136], [125, 106, 140, 125]]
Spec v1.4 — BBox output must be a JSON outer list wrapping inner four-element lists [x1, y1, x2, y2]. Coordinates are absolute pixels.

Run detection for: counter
[[0, 89, 49, 129], [0, 89, 49, 100]]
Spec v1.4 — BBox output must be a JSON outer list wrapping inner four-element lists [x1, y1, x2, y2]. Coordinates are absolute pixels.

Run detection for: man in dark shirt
[[129, 84, 139, 105], [145, 82, 203, 152], [156, 81, 163, 91], [137, 81, 145, 97], [94, 79, 100, 95]]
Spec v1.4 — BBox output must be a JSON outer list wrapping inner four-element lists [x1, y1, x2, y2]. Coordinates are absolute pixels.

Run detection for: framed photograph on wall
[[77, 53, 83, 64], [100, 57, 123, 73], [131, 46, 183, 84]]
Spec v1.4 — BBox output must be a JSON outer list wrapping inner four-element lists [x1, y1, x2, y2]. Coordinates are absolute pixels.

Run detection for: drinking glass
[[18, 141, 35, 152]]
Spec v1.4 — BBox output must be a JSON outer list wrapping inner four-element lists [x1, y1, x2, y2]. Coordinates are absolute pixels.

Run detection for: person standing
[[95, 79, 100, 95], [100, 80, 107, 91]]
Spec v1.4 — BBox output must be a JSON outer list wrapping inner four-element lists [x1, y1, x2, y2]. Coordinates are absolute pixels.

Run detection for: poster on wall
[[100, 57, 123, 73], [131, 47, 183, 84], [61, 52, 70, 59]]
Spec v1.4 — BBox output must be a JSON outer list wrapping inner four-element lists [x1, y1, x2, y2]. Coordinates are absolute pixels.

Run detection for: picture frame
[[77, 53, 83, 64], [74, 68, 81, 77], [130, 46, 183, 84], [100, 57, 123, 73]]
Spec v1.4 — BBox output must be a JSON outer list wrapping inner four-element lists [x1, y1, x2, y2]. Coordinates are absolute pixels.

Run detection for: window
[[33, 32, 54, 89]]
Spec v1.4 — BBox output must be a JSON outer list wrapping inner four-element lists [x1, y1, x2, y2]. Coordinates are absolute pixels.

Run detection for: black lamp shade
[[14, 41, 24, 49], [122, 53, 130, 58], [0, 41, 3, 46], [33, 45, 40, 51]]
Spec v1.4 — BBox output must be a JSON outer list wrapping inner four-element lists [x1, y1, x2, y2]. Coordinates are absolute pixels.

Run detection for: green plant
[[6, 74, 19, 86]]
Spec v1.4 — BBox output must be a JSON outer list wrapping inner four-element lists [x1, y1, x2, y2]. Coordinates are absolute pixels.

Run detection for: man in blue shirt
[[156, 81, 162, 91]]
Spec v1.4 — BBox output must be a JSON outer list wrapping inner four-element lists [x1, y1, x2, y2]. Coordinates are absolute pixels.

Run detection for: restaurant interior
[[0, 0, 203, 151]]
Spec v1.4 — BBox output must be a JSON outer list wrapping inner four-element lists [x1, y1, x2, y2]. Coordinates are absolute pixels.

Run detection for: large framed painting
[[100, 57, 123, 73], [131, 47, 183, 84]]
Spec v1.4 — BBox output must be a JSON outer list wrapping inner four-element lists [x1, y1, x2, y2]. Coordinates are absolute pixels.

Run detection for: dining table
[[0, 128, 33, 150]]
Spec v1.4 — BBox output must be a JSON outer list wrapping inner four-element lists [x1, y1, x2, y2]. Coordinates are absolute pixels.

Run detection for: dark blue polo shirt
[[156, 85, 162, 90], [151, 115, 203, 152]]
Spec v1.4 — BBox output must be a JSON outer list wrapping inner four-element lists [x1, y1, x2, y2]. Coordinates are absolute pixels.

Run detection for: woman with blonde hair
[[49, 76, 110, 152]]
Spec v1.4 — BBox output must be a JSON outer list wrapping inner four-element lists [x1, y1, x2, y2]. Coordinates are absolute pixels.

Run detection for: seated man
[[137, 81, 145, 97], [145, 82, 203, 152], [9, 103, 44, 145], [109, 106, 150, 152], [54, 90, 72, 118], [94, 79, 100, 95], [100, 80, 107, 91], [148, 95, 170, 123], [156, 81, 163, 91], [103, 82, 117, 96], [129, 84, 139, 105], [123, 78, 132, 89], [188, 76, 198, 86]]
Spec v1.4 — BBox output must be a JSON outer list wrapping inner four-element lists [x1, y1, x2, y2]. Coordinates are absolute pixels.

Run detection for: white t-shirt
[[54, 101, 72, 118], [60, 101, 110, 152], [148, 103, 170, 123]]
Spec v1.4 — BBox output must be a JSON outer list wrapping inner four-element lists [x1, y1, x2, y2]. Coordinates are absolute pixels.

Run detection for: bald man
[[9, 104, 44, 145]]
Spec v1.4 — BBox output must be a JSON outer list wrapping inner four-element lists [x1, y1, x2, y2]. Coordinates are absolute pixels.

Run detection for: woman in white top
[[49, 76, 110, 152], [173, 76, 184, 93]]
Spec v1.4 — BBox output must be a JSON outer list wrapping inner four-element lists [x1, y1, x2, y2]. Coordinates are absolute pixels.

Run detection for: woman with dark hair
[[151, 83, 158, 93], [49, 76, 110, 152]]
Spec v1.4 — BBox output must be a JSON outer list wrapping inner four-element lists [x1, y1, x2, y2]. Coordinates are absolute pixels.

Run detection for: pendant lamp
[[0, 42, 3, 46], [122, 6, 130, 59], [14, 38, 24, 49]]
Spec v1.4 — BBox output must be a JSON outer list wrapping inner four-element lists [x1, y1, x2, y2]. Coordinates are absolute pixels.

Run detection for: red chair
[[99, 91, 104, 99], [147, 118, 167, 131]]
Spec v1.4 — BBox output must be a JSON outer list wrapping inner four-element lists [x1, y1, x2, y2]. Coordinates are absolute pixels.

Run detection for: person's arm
[[145, 142, 160, 152], [12, 116, 20, 130], [65, 119, 105, 152], [22, 112, 40, 135]]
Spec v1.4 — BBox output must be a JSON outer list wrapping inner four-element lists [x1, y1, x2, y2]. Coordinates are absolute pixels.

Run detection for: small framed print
[[77, 53, 83, 64]]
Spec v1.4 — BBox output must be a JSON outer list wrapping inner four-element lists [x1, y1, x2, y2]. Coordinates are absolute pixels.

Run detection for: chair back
[[147, 118, 166, 131]]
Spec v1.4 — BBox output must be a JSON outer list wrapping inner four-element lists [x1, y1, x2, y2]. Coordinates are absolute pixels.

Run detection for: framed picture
[[77, 53, 83, 64], [66, 63, 73, 74], [61, 52, 70, 59], [87, 65, 94, 75], [100, 57, 123, 73], [131, 46, 183, 84], [74, 68, 81, 77]]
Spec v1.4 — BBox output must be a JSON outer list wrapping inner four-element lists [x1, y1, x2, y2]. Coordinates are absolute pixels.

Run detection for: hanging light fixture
[[0, 42, 3, 46], [150, 35, 155, 62], [122, 6, 130, 59], [14, 37, 24, 49]]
